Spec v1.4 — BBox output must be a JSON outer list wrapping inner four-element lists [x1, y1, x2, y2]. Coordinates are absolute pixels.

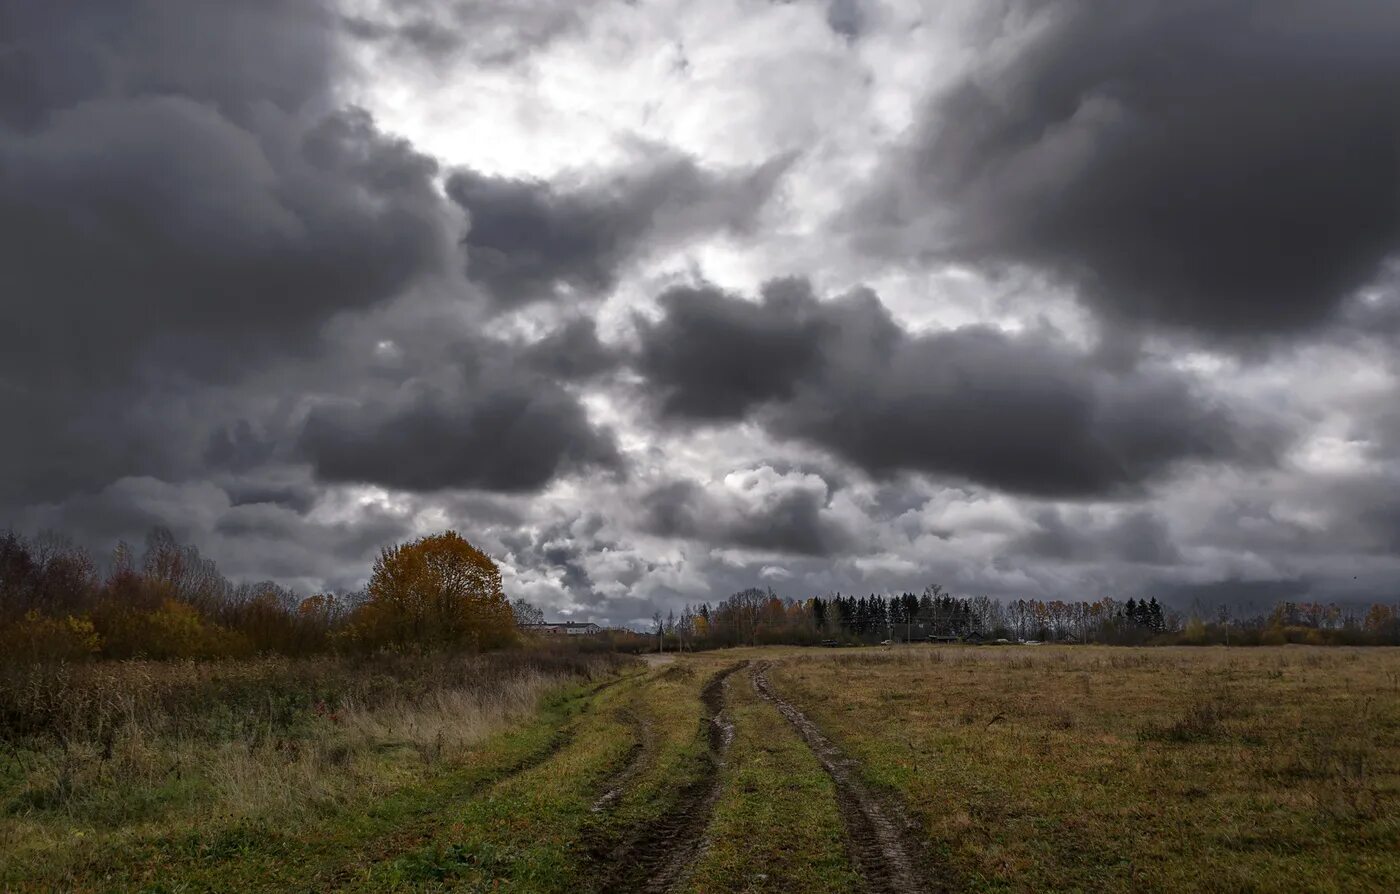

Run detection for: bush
[[91, 599, 251, 660], [0, 611, 101, 663]]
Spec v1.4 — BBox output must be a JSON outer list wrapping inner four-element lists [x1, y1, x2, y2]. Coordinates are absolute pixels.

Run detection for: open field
[[3, 645, 1397, 892]]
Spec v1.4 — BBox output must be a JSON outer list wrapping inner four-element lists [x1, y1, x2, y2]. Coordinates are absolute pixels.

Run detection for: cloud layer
[[860, 0, 1400, 337], [5, 0, 1400, 626]]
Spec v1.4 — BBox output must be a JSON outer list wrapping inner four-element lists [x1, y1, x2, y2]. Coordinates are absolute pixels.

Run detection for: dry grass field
[[771, 645, 1400, 892], [2, 645, 1396, 892]]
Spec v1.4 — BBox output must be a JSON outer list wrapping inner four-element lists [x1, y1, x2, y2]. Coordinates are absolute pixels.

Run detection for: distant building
[[523, 621, 604, 636]]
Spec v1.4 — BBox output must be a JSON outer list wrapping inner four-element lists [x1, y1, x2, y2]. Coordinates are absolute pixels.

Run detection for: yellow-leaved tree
[[346, 531, 517, 651]]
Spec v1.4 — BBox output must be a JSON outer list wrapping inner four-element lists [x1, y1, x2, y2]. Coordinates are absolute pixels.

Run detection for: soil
[[589, 661, 746, 893], [751, 661, 942, 894]]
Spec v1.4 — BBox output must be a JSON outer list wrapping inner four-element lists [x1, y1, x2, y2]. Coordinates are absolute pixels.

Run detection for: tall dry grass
[[0, 650, 630, 840]]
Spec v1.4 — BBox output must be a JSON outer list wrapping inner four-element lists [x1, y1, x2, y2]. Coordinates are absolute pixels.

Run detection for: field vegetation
[[771, 645, 1400, 892], [3, 644, 1398, 892], [0, 650, 631, 890]]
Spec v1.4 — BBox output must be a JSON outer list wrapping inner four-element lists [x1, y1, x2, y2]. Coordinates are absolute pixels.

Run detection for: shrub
[[91, 599, 250, 660], [0, 610, 101, 664]]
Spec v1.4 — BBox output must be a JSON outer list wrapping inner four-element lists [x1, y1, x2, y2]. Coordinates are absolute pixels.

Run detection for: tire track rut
[[318, 671, 635, 890], [590, 705, 652, 814], [591, 661, 746, 893], [752, 661, 941, 894]]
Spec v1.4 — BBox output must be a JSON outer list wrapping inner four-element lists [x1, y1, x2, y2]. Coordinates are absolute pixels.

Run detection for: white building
[[524, 621, 604, 636]]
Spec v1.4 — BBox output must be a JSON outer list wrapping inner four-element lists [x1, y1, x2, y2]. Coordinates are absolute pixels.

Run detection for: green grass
[[0, 656, 632, 892], [346, 675, 644, 892], [684, 664, 860, 894], [583, 662, 714, 854]]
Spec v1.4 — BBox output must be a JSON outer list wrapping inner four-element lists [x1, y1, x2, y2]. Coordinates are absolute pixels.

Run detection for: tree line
[[652, 586, 1400, 650], [0, 528, 533, 663], [4, 526, 1398, 664]]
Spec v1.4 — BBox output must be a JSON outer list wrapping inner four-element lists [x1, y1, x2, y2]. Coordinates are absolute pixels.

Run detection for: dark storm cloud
[[0, 101, 450, 379], [1015, 508, 1180, 565], [447, 155, 788, 308], [636, 279, 831, 419], [636, 279, 1272, 496], [825, 0, 865, 39], [0, 1, 340, 129], [205, 420, 281, 474], [0, 0, 633, 523], [0, 0, 461, 509], [641, 477, 853, 557], [224, 482, 321, 515], [1148, 577, 1312, 613], [521, 318, 621, 380], [297, 360, 622, 493], [861, 0, 1400, 336]]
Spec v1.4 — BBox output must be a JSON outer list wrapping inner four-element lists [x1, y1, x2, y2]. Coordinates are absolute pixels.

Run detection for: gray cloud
[[1147, 577, 1312, 615], [0, 0, 462, 508], [6, 0, 1400, 622], [636, 279, 831, 419], [641, 473, 853, 557], [636, 278, 1274, 496], [859, 0, 1400, 337], [1015, 508, 1180, 566], [298, 358, 622, 493], [344, 0, 601, 67], [447, 154, 789, 309], [521, 318, 621, 381], [825, 0, 865, 39]]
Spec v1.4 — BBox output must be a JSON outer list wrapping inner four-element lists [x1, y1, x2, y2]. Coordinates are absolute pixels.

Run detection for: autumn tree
[[347, 531, 516, 651]]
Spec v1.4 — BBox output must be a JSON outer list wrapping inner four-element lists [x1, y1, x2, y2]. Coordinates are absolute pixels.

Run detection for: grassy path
[[587, 661, 744, 893], [752, 661, 939, 894], [682, 662, 863, 894]]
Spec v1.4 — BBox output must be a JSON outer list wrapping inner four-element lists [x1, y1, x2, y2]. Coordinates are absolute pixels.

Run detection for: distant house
[[523, 621, 604, 636]]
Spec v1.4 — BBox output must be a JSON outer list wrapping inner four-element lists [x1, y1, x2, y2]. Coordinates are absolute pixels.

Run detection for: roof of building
[[524, 621, 602, 629]]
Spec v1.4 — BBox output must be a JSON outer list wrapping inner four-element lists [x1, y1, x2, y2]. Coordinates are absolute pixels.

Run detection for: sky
[[4, 0, 1400, 626]]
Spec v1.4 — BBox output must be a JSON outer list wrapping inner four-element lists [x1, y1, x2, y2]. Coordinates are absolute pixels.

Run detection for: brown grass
[[768, 645, 1400, 892]]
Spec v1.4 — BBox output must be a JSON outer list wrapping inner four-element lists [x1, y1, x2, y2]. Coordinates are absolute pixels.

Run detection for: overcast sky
[[4, 0, 1400, 625]]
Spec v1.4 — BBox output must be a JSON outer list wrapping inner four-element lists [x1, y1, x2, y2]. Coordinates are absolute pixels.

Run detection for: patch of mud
[[751, 662, 941, 894], [591, 662, 745, 893], [591, 708, 652, 814]]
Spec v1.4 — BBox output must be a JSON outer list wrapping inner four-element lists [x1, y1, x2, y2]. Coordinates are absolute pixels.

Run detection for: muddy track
[[590, 704, 653, 813], [590, 661, 746, 894], [316, 671, 636, 890], [752, 662, 941, 894]]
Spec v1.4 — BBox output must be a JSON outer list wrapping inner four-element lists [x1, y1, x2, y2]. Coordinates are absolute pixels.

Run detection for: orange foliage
[[342, 531, 517, 652]]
